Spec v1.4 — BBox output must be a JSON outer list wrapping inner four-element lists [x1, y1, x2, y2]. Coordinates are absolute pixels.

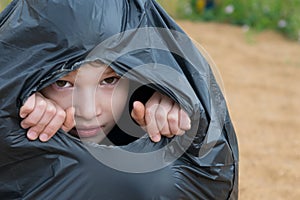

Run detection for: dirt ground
[[177, 20, 300, 200]]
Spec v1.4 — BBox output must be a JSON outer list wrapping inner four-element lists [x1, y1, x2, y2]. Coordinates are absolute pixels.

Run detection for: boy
[[20, 61, 191, 144]]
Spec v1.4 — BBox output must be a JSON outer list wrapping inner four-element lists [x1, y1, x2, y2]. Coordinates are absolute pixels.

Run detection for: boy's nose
[[73, 89, 101, 120], [75, 102, 96, 120]]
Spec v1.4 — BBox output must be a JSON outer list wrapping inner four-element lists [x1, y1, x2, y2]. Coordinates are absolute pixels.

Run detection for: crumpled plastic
[[0, 0, 239, 199]]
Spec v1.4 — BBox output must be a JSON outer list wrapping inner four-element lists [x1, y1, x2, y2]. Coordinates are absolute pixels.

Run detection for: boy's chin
[[80, 134, 107, 144]]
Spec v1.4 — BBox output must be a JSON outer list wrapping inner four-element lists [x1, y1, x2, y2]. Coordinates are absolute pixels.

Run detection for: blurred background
[[1, 1, 300, 199], [0, 0, 10, 11], [157, 0, 300, 41]]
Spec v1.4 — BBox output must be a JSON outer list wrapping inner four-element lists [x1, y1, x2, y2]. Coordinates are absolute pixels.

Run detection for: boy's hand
[[20, 92, 75, 142], [131, 92, 191, 143]]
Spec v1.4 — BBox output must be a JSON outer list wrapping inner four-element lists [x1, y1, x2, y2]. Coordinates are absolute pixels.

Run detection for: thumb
[[131, 101, 146, 127], [62, 107, 75, 132]]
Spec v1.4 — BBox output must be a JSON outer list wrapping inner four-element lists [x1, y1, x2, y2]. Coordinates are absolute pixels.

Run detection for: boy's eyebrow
[[102, 67, 117, 76], [89, 61, 117, 76], [60, 70, 78, 79]]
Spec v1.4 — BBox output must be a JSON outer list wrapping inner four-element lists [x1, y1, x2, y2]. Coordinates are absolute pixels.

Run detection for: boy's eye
[[54, 80, 72, 88], [101, 77, 120, 85]]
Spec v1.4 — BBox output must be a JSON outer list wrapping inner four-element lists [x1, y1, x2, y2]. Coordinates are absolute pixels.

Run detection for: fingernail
[[152, 135, 161, 142], [27, 131, 37, 140], [39, 134, 48, 142]]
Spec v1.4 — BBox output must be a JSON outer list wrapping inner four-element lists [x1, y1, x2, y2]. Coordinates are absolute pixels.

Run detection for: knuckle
[[155, 111, 165, 122], [167, 114, 177, 124], [45, 105, 56, 116], [56, 110, 66, 119], [36, 99, 47, 109], [145, 107, 154, 118]]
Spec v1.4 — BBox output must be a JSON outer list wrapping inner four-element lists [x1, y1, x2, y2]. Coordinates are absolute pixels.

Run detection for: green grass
[[0, 0, 11, 12], [157, 0, 300, 41]]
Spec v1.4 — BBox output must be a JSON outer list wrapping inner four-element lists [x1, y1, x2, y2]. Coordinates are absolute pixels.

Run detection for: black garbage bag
[[0, 0, 239, 199]]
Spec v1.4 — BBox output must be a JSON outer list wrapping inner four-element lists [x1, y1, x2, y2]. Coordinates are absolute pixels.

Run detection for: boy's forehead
[[88, 60, 107, 68], [63, 62, 115, 78], [84, 61, 115, 74]]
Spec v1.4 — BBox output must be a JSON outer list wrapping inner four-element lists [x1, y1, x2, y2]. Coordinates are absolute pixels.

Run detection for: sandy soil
[[178, 20, 300, 200]]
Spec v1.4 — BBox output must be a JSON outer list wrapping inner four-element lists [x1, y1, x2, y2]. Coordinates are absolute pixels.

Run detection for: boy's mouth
[[69, 126, 104, 138]]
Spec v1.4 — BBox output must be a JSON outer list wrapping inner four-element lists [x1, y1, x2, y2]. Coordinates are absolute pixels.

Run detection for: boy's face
[[41, 61, 129, 143]]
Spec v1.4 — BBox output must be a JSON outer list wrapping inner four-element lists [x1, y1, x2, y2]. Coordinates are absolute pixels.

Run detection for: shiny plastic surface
[[0, 0, 238, 199]]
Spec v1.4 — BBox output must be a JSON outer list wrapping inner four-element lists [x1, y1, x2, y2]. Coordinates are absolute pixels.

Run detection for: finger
[[25, 102, 57, 140], [179, 109, 191, 131], [155, 96, 173, 136], [131, 101, 146, 127], [167, 103, 184, 135], [145, 93, 161, 142], [145, 104, 162, 142], [20, 97, 47, 129], [62, 107, 75, 132], [39, 109, 66, 142], [20, 93, 36, 118]]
